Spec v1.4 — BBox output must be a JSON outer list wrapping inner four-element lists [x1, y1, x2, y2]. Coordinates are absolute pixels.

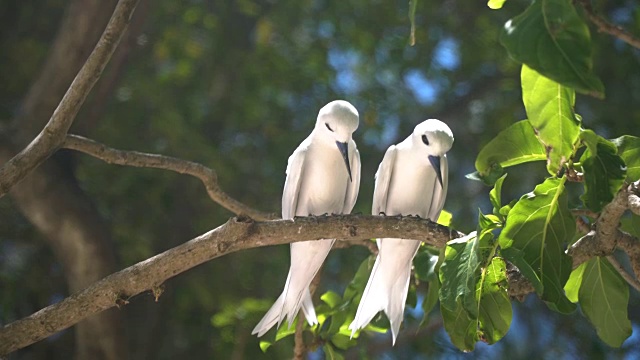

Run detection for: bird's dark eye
[[325, 123, 334, 132], [422, 134, 429, 145]]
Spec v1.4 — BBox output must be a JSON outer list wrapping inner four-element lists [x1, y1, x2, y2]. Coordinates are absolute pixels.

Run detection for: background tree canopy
[[1, 0, 639, 358]]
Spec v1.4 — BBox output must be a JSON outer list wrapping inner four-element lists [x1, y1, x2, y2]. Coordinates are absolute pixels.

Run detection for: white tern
[[252, 100, 361, 337], [348, 119, 453, 344]]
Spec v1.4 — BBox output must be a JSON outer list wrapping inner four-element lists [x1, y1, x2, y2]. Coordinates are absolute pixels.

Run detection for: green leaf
[[422, 277, 440, 319], [321, 291, 342, 309], [488, 0, 507, 10], [490, 174, 508, 216], [498, 177, 576, 313], [478, 212, 501, 234], [331, 333, 357, 350], [275, 317, 297, 340], [408, 0, 418, 46], [579, 257, 632, 347], [323, 343, 345, 360], [563, 262, 586, 303], [441, 302, 477, 351], [521, 65, 579, 175], [620, 215, 640, 238], [414, 247, 440, 282], [611, 135, 640, 181], [474, 120, 546, 184], [259, 340, 272, 353], [475, 257, 512, 344], [437, 209, 453, 227], [499, 0, 604, 97], [342, 256, 375, 309], [439, 232, 482, 318], [580, 141, 626, 212]]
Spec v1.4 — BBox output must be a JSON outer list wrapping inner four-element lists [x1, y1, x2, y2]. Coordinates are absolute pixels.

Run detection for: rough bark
[[0, 0, 141, 358], [0, 214, 461, 355]]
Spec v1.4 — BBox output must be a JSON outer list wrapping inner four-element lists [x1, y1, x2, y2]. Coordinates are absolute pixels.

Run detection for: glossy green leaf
[[439, 232, 482, 318], [521, 65, 579, 174], [621, 215, 640, 238], [611, 135, 640, 181], [441, 303, 476, 351], [498, 177, 576, 313], [474, 120, 546, 183], [441, 253, 512, 351], [500, 0, 604, 97], [488, 0, 507, 10], [475, 257, 512, 344], [580, 141, 626, 212], [275, 317, 297, 340], [478, 212, 501, 234], [563, 262, 586, 303], [437, 209, 453, 227], [321, 291, 342, 309], [259, 341, 272, 353], [490, 174, 507, 216], [579, 257, 632, 347]]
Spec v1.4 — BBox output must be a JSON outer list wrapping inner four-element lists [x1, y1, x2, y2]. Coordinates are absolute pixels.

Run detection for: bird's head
[[314, 100, 360, 181], [412, 119, 454, 186], [315, 100, 359, 143]]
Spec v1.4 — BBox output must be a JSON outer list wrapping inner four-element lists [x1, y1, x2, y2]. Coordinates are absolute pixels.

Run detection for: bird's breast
[[385, 162, 438, 218], [295, 148, 350, 216]]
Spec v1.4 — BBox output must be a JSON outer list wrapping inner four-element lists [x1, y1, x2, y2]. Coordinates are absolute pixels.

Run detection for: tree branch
[[0, 215, 461, 355], [62, 134, 276, 221], [0, 0, 140, 198], [576, 0, 640, 50]]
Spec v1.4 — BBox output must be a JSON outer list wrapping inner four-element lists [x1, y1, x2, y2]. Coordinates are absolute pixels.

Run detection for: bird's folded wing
[[343, 143, 361, 214], [282, 139, 309, 220], [372, 145, 397, 216]]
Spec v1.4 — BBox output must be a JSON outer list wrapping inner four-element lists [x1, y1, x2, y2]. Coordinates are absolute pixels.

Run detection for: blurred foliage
[[1, 0, 640, 358]]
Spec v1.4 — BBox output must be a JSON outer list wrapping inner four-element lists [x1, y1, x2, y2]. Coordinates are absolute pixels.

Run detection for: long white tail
[[252, 239, 334, 337], [349, 238, 421, 344]]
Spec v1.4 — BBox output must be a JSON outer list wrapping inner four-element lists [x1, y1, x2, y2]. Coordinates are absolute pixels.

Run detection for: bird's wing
[[372, 145, 397, 216], [282, 139, 309, 220], [343, 142, 361, 214], [428, 154, 449, 220]]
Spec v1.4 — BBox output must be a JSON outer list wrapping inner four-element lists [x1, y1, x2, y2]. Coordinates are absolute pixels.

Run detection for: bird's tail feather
[[253, 240, 333, 337], [349, 239, 418, 345]]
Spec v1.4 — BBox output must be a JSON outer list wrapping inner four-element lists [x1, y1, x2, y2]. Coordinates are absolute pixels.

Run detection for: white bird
[[348, 119, 453, 344], [252, 100, 361, 337]]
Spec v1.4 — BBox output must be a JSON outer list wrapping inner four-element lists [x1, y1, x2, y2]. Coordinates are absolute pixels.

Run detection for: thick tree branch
[[0, 215, 460, 355], [0, 0, 140, 198], [576, 0, 640, 50], [62, 134, 276, 220]]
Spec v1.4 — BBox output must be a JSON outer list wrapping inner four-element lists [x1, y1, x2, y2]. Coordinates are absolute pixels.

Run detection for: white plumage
[[252, 100, 361, 337], [349, 119, 454, 344]]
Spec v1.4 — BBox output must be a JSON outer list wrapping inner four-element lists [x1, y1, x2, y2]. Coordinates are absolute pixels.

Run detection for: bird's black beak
[[336, 141, 352, 182], [429, 155, 443, 187]]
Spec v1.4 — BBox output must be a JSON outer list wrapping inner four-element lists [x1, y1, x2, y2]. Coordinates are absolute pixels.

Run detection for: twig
[[0, 0, 141, 198], [62, 134, 276, 221], [606, 255, 640, 292], [0, 214, 460, 355], [576, 0, 640, 50]]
